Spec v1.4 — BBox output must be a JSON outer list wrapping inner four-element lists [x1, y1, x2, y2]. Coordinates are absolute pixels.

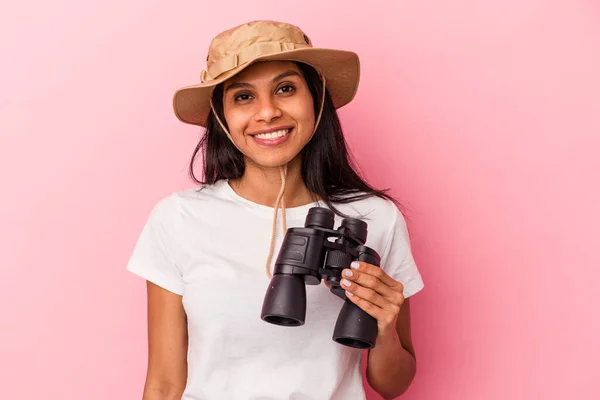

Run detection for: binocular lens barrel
[[261, 274, 307, 326], [305, 207, 335, 230], [341, 218, 368, 244], [332, 300, 378, 349], [332, 245, 381, 348]]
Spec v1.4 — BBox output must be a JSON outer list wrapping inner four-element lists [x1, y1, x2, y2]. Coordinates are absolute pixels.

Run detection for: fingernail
[[351, 261, 360, 269], [345, 290, 354, 296], [342, 279, 351, 287], [343, 269, 352, 277]]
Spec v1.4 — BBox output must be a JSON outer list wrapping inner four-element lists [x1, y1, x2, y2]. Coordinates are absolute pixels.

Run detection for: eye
[[276, 84, 295, 94], [234, 92, 252, 102]]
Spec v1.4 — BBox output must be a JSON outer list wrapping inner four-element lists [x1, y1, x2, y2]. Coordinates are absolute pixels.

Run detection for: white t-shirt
[[126, 179, 424, 400]]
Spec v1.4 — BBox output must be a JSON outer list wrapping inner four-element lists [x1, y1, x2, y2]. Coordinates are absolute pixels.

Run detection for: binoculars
[[261, 207, 381, 349]]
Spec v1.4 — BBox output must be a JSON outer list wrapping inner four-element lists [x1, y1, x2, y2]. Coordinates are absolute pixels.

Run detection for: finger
[[341, 277, 401, 313], [342, 267, 403, 304], [344, 290, 397, 330], [350, 261, 404, 291]]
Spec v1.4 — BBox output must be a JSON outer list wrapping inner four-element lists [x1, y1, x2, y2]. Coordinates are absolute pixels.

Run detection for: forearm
[[366, 329, 416, 399], [142, 383, 185, 400]]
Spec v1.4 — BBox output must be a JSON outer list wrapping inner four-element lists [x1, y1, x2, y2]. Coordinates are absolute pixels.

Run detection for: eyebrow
[[224, 70, 302, 92]]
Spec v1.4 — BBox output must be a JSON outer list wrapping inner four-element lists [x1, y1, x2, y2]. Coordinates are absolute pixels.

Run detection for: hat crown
[[202, 20, 312, 81]]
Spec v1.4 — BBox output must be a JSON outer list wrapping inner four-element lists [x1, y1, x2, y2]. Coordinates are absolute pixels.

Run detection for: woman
[[127, 20, 424, 400]]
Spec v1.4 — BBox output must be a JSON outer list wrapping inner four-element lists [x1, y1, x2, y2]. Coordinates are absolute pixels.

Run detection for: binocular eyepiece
[[260, 207, 381, 349]]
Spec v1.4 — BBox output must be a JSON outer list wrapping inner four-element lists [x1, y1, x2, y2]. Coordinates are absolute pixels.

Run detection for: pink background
[[1, 1, 599, 399]]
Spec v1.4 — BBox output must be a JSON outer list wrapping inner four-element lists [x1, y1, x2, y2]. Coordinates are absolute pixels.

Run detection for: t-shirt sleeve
[[379, 204, 424, 299], [126, 195, 184, 296]]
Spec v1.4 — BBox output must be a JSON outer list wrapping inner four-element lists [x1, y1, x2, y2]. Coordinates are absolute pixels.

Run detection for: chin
[[249, 152, 301, 169]]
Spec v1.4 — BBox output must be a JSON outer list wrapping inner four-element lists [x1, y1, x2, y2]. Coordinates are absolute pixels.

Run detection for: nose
[[254, 96, 282, 123]]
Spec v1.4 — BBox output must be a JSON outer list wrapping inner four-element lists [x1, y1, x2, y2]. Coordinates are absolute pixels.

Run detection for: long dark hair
[[188, 61, 399, 217]]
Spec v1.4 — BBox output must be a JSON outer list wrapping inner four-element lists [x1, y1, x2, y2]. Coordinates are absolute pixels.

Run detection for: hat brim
[[172, 47, 360, 127]]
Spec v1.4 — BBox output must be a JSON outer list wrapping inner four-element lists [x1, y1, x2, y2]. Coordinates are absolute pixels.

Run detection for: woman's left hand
[[340, 261, 405, 336]]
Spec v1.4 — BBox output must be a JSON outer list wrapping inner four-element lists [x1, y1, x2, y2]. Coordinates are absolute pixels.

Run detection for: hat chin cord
[[210, 74, 327, 278]]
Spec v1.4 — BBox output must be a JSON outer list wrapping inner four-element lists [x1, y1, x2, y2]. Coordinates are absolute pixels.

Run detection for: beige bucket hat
[[172, 20, 361, 127]]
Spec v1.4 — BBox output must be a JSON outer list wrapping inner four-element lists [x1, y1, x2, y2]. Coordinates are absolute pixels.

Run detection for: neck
[[229, 155, 317, 208]]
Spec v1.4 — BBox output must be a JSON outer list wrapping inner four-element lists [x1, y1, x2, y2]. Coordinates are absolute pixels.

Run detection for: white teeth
[[254, 129, 289, 139]]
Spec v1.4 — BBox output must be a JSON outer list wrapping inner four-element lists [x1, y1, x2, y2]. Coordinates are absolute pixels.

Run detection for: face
[[221, 61, 316, 169]]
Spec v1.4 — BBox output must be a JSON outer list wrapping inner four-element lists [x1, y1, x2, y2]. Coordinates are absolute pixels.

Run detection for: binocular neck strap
[[265, 163, 288, 278]]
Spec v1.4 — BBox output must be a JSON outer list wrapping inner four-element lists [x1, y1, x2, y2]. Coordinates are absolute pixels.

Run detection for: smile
[[249, 127, 293, 146]]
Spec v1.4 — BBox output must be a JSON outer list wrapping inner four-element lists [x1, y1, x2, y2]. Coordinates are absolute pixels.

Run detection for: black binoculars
[[260, 207, 381, 349]]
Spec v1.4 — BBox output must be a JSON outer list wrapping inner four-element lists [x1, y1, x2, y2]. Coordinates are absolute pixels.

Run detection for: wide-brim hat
[[172, 20, 360, 127]]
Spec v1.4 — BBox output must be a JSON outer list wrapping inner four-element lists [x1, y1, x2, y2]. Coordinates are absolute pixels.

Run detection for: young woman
[[127, 20, 424, 400]]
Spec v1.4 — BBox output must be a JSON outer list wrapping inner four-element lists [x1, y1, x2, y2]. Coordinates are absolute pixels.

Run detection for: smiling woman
[[126, 20, 425, 400]]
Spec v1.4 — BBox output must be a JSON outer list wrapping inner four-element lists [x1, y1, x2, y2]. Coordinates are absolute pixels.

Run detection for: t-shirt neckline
[[215, 179, 323, 220]]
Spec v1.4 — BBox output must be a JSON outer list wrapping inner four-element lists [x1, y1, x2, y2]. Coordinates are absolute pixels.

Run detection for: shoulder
[[333, 194, 407, 243], [146, 180, 231, 220], [337, 194, 403, 226], [157, 181, 227, 205]]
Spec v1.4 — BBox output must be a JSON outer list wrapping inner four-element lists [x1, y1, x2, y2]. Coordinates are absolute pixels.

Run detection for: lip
[[247, 125, 294, 136], [251, 127, 293, 147]]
